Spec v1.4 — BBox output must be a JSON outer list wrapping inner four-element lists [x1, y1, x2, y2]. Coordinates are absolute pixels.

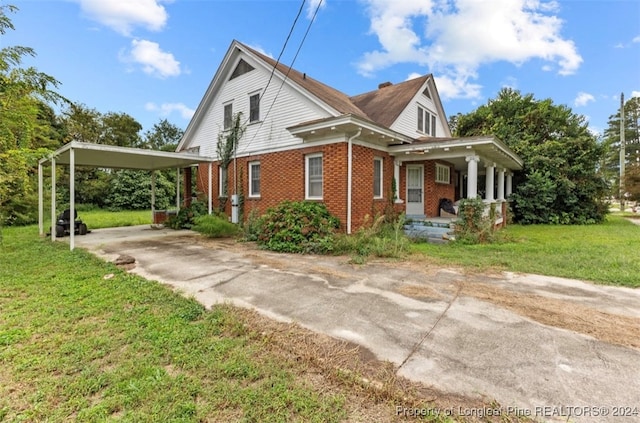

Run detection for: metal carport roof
[[38, 141, 216, 250]]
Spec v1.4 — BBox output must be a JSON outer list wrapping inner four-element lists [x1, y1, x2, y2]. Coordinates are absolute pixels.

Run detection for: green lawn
[[413, 215, 640, 287], [0, 226, 350, 422]]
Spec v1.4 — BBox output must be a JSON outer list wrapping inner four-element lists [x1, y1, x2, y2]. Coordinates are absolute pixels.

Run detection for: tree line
[[0, 5, 183, 225]]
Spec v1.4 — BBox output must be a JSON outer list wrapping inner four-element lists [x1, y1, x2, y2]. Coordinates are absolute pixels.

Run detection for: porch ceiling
[[389, 136, 523, 171]]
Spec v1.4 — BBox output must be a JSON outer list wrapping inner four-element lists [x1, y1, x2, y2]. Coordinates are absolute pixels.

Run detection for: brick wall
[[399, 159, 455, 217], [194, 142, 396, 231]]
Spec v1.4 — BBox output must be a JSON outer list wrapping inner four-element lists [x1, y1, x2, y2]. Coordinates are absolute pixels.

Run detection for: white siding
[[389, 84, 447, 139], [187, 53, 331, 159]]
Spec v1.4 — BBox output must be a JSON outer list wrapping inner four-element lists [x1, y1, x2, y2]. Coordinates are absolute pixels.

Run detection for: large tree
[[456, 88, 608, 224], [0, 4, 66, 225]]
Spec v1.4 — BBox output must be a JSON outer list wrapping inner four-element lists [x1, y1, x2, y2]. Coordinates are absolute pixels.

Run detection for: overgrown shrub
[[256, 201, 340, 254], [242, 208, 263, 241], [165, 201, 208, 229], [192, 214, 239, 238], [333, 214, 409, 263], [454, 197, 496, 244]]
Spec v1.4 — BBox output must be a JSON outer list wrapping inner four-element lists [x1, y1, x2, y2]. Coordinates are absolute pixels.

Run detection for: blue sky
[[4, 0, 639, 137]]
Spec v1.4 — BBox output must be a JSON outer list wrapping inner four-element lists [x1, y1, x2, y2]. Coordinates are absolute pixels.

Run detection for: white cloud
[[145, 102, 195, 120], [633, 35, 640, 43], [358, 0, 582, 99], [124, 39, 181, 78], [246, 43, 274, 59], [434, 73, 482, 100], [406, 72, 422, 81], [632, 91, 640, 98], [574, 92, 595, 107], [75, 0, 170, 36], [307, 0, 327, 19]]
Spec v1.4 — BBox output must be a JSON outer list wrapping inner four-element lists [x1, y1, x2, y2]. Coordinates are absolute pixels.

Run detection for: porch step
[[403, 221, 455, 243]]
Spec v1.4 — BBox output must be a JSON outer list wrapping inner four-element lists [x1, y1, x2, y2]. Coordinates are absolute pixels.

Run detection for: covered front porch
[[389, 135, 523, 228]]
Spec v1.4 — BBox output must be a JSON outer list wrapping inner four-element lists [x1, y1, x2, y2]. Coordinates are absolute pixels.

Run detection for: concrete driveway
[[72, 226, 640, 422]]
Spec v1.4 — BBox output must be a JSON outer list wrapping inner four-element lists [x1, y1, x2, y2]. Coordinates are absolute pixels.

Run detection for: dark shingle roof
[[241, 43, 370, 119], [240, 42, 430, 131], [350, 75, 430, 128]]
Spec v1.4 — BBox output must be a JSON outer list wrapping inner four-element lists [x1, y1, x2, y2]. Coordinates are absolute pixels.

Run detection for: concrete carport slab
[[73, 226, 640, 423], [37, 141, 215, 250]]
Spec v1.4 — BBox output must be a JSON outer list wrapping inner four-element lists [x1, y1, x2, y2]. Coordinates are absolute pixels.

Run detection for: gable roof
[[178, 40, 451, 152], [350, 75, 430, 128], [240, 43, 369, 119]]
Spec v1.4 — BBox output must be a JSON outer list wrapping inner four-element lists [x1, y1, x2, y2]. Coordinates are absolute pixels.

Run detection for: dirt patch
[[231, 305, 521, 422], [460, 281, 640, 350]]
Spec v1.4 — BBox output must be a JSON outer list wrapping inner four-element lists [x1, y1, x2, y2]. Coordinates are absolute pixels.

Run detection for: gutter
[[347, 128, 362, 234]]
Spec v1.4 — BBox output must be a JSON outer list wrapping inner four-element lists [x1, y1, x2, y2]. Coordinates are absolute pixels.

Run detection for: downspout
[[347, 128, 362, 235]]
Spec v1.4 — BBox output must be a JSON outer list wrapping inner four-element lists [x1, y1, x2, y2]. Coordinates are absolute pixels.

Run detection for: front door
[[406, 165, 424, 216]]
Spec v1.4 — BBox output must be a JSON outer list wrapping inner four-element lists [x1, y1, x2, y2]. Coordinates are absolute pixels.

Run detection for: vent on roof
[[230, 59, 255, 80], [378, 81, 393, 89], [422, 86, 432, 99]]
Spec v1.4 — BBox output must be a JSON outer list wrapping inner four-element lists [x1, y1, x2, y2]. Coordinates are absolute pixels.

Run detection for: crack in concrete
[[397, 282, 462, 371]]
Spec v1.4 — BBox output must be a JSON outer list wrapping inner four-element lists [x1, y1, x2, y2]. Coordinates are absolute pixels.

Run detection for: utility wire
[[238, 0, 323, 155]]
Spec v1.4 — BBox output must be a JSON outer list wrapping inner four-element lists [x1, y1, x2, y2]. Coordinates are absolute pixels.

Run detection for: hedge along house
[[177, 40, 523, 233]]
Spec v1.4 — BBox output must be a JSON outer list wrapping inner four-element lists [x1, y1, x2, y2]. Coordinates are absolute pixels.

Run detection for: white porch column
[[506, 172, 513, 197], [465, 155, 479, 198], [485, 162, 495, 201], [51, 158, 56, 242], [393, 160, 403, 203], [151, 171, 156, 223], [497, 168, 505, 201]]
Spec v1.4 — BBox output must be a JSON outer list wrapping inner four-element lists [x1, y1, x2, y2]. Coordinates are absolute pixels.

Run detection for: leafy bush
[[256, 201, 340, 254], [165, 201, 208, 229], [242, 208, 263, 241], [192, 214, 239, 238], [333, 214, 409, 263], [105, 169, 174, 211], [453, 197, 497, 244]]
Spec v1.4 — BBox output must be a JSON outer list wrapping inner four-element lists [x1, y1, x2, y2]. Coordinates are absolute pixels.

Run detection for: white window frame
[[219, 166, 228, 198], [223, 102, 233, 130], [249, 91, 260, 123], [435, 163, 450, 184], [305, 153, 323, 200], [248, 161, 260, 198], [417, 105, 437, 137], [373, 157, 383, 199]]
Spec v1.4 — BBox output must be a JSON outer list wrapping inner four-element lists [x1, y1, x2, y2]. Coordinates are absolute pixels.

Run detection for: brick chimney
[[378, 81, 393, 89]]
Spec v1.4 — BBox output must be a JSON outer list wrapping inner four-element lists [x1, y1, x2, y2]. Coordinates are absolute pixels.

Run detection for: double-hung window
[[219, 166, 228, 197], [249, 93, 260, 123], [417, 106, 437, 136], [223, 103, 233, 130], [373, 157, 383, 199], [305, 153, 323, 199], [249, 161, 261, 197], [435, 163, 450, 184]]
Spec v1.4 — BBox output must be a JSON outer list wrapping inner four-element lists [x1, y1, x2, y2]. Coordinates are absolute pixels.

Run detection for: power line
[[238, 0, 323, 155]]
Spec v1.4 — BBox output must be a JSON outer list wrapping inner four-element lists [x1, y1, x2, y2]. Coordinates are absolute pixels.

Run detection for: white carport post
[[208, 162, 212, 215], [176, 167, 181, 210], [497, 168, 505, 201], [69, 147, 75, 251], [151, 171, 156, 223], [50, 158, 56, 242], [38, 162, 44, 236]]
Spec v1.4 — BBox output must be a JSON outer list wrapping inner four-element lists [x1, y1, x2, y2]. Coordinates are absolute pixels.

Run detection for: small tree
[[216, 113, 245, 212]]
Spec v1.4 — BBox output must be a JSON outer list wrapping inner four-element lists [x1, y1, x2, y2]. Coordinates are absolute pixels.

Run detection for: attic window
[[422, 86, 432, 99], [230, 59, 255, 80]]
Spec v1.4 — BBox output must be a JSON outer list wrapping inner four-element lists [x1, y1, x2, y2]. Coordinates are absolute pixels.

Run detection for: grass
[[0, 226, 349, 422], [1, 223, 460, 422], [413, 215, 640, 287]]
